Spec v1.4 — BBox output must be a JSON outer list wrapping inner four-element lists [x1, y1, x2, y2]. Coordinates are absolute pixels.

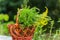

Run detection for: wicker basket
[[8, 10, 35, 40], [8, 24, 35, 40]]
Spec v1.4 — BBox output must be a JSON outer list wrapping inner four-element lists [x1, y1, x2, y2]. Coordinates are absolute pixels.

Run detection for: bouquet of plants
[[8, 6, 52, 40]]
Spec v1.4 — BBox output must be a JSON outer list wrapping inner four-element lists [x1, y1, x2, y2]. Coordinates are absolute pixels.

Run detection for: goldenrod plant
[[33, 7, 52, 40], [35, 7, 51, 26]]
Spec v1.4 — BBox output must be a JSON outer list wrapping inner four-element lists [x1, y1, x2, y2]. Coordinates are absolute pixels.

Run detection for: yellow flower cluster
[[35, 7, 49, 27], [40, 18, 48, 26], [41, 7, 48, 18]]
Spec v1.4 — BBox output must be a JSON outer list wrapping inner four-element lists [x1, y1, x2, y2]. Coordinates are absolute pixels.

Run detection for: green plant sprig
[[17, 7, 39, 28]]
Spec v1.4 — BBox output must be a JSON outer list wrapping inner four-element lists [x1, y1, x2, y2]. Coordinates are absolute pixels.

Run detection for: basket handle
[[16, 8, 20, 24], [16, 8, 22, 24]]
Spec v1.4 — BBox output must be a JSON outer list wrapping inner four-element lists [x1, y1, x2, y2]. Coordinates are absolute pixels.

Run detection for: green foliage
[[14, 15, 16, 20], [3, 14, 9, 21], [22, 0, 29, 8], [50, 20, 54, 35], [0, 21, 14, 35], [0, 14, 3, 21], [0, 14, 9, 21], [0, 23, 9, 35], [18, 7, 39, 27], [58, 18, 60, 22]]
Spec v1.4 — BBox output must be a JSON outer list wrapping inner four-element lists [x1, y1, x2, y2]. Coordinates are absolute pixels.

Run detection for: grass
[[33, 29, 60, 40]]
